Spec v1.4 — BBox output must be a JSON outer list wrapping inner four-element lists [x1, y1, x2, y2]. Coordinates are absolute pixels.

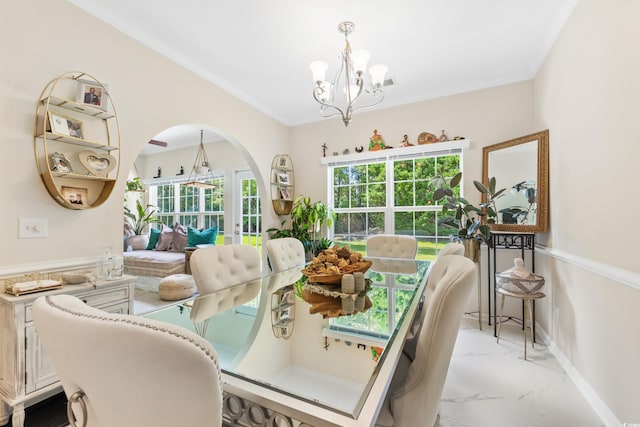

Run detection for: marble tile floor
[[440, 315, 605, 427]]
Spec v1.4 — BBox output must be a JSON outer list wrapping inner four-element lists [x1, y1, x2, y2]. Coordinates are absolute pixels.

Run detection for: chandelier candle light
[[184, 129, 216, 189], [310, 21, 388, 126]]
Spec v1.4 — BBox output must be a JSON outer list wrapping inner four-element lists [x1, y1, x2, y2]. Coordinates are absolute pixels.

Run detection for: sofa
[[123, 223, 217, 278]]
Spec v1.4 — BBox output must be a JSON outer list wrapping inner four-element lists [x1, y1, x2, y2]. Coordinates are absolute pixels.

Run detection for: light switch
[[19, 218, 48, 238]]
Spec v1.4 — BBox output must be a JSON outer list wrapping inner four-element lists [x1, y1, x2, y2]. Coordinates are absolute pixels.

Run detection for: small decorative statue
[[368, 129, 386, 151], [439, 130, 449, 142], [504, 258, 532, 278], [355, 145, 364, 153], [321, 142, 328, 157], [400, 134, 413, 147]]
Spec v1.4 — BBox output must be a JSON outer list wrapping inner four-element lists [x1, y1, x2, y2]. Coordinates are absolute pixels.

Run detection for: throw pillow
[[171, 223, 188, 252], [145, 227, 162, 250], [154, 225, 174, 251], [187, 226, 218, 246]]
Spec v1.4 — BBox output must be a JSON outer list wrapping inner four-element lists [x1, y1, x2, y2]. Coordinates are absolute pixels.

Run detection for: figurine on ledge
[[369, 129, 386, 151]]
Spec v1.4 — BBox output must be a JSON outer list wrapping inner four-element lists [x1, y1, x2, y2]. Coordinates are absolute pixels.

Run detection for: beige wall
[[290, 81, 535, 208], [0, 0, 288, 271], [532, 0, 639, 423]]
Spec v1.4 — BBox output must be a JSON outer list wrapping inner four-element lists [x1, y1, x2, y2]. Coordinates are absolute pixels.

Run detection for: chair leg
[[496, 294, 505, 343], [523, 298, 528, 360]]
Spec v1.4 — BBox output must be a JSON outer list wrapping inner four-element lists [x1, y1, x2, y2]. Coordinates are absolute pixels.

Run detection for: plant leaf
[[473, 181, 489, 194], [449, 172, 462, 188]]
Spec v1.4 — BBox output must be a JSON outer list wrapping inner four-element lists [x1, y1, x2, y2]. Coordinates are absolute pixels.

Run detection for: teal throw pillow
[[145, 227, 162, 250], [187, 226, 218, 246]]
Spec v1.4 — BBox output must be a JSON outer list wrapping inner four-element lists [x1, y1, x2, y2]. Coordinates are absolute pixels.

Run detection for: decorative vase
[[126, 234, 149, 251], [462, 238, 481, 263]]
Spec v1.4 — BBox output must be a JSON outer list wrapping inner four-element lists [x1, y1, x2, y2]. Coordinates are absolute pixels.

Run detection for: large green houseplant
[[267, 195, 335, 258], [430, 172, 505, 249], [124, 199, 163, 249]]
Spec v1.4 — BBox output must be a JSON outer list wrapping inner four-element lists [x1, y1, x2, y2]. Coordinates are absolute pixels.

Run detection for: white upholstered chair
[[376, 255, 476, 427], [266, 237, 305, 272], [190, 244, 261, 295], [436, 241, 465, 258], [403, 242, 466, 359], [366, 234, 418, 259], [32, 294, 223, 427]]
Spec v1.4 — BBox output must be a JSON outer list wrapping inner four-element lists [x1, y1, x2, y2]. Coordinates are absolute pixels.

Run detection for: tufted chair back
[[190, 244, 261, 295], [32, 294, 222, 427], [266, 237, 305, 272], [436, 241, 465, 258], [376, 255, 476, 427], [366, 234, 418, 259]]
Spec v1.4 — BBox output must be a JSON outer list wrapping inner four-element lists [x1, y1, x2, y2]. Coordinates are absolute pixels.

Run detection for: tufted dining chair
[[436, 241, 465, 258], [403, 242, 466, 360], [190, 244, 261, 295], [376, 255, 476, 427], [266, 237, 305, 272], [32, 294, 223, 427], [366, 234, 418, 259]]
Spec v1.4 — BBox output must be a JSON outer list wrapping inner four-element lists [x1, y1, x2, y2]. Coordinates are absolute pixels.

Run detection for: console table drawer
[[24, 285, 130, 323], [77, 286, 130, 308]]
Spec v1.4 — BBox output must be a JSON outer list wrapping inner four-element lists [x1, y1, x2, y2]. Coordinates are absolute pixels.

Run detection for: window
[[329, 151, 463, 260], [149, 176, 224, 242]]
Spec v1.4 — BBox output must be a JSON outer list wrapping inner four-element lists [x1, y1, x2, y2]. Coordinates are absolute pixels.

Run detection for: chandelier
[[184, 129, 216, 189], [309, 21, 388, 126]]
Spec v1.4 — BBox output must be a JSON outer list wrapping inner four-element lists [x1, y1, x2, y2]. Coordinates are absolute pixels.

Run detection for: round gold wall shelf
[[34, 71, 120, 209], [270, 154, 294, 215]]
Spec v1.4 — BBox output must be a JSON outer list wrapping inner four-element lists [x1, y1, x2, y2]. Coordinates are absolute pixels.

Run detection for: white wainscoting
[[535, 245, 633, 427]]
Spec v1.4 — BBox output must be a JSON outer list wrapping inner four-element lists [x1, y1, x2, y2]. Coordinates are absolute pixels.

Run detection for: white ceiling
[[69, 0, 576, 154]]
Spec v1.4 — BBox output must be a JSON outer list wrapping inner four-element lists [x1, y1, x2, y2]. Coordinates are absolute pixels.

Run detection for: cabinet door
[[24, 325, 57, 394]]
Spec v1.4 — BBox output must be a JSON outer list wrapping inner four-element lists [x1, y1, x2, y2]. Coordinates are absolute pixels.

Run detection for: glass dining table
[[142, 257, 431, 427]]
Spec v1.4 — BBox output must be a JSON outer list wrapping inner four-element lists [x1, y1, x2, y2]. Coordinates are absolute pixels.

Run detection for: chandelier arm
[[349, 88, 385, 114], [312, 89, 347, 118]]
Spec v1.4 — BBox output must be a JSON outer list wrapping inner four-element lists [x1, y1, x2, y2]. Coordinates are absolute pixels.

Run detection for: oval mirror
[[481, 129, 549, 233]]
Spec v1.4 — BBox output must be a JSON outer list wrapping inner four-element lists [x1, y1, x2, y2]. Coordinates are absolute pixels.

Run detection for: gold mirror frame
[[481, 129, 549, 233]]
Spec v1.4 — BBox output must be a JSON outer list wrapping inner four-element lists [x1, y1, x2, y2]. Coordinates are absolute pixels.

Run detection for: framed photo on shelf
[[280, 187, 292, 201], [48, 152, 73, 174], [76, 79, 108, 111], [47, 112, 84, 139], [279, 156, 288, 168], [47, 112, 70, 136], [61, 186, 88, 206], [277, 172, 289, 185]]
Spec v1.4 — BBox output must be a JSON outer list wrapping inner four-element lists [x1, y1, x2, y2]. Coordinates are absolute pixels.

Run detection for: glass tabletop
[[142, 257, 431, 419]]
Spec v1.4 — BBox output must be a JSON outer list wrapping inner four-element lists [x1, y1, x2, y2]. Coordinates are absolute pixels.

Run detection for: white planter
[[126, 234, 149, 250]]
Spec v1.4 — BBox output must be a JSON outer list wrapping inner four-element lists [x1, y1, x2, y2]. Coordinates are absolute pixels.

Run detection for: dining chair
[[190, 244, 261, 295], [32, 294, 223, 427], [436, 241, 465, 258], [376, 255, 476, 427], [266, 237, 305, 272], [403, 242, 466, 360], [366, 234, 418, 259]]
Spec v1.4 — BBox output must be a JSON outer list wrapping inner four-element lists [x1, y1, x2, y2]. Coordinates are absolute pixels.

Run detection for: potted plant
[[124, 199, 163, 250], [267, 195, 335, 259], [430, 172, 505, 259], [125, 177, 144, 192]]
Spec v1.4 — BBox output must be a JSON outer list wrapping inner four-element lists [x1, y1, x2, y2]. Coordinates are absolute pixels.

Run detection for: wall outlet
[[19, 218, 48, 238]]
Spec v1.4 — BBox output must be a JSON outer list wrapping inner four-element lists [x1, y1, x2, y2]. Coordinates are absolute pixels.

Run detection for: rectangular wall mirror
[[482, 129, 549, 233]]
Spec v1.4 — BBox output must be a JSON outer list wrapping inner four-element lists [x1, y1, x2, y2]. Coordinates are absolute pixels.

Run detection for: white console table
[[0, 276, 135, 427]]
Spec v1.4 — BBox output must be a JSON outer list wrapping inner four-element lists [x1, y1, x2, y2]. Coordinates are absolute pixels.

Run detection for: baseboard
[[535, 323, 620, 427]]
